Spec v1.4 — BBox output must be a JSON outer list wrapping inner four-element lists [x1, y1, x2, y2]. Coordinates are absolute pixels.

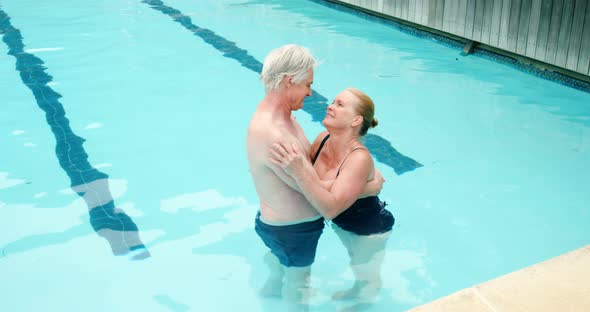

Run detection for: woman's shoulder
[[313, 131, 330, 144], [310, 131, 330, 156], [349, 145, 373, 161], [342, 145, 374, 170]]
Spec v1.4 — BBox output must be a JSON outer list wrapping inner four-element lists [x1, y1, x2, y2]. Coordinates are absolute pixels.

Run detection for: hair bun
[[371, 118, 379, 128]]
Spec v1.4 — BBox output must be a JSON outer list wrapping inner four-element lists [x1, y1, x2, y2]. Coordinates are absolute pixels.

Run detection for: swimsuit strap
[[312, 134, 330, 165], [336, 146, 368, 177]]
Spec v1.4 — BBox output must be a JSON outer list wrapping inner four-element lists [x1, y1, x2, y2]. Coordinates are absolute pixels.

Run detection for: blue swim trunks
[[255, 212, 324, 267]]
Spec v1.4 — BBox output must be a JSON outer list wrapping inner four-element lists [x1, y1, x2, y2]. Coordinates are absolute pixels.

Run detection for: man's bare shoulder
[[248, 112, 284, 142]]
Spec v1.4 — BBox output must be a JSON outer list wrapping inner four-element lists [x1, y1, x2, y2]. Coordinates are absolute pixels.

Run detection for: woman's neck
[[325, 129, 362, 161]]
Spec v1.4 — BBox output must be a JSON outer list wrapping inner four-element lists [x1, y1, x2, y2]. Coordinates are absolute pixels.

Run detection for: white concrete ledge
[[409, 245, 590, 312]]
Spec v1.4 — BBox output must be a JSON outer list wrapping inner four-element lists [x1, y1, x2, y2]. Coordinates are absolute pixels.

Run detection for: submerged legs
[[259, 252, 312, 311], [259, 251, 284, 297], [332, 225, 391, 305]]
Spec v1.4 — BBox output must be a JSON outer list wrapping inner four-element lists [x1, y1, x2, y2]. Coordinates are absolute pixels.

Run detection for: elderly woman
[[270, 87, 394, 305]]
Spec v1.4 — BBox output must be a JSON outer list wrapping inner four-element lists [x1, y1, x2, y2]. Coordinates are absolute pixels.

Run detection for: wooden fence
[[330, 0, 590, 77]]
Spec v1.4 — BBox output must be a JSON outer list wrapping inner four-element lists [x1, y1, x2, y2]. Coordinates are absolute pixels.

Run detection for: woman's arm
[[263, 127, 309, 193], [270, 142, 374, 220], [308, 131, 382, 195], [360, 169, 384, 197]]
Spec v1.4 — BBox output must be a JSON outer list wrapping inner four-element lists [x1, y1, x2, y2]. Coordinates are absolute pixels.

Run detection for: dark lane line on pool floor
[[0, 7, 149, 259], [142, 0, 422, 175]]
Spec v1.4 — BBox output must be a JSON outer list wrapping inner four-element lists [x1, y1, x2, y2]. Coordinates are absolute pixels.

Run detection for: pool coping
[[408, 244, 590, 311]]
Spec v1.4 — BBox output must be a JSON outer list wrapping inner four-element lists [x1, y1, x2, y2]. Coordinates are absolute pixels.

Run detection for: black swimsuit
[[312, 134, 395, 236]]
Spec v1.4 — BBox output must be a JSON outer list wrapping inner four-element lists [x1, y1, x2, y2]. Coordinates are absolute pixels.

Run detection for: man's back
[[247, 104, 319, 223]]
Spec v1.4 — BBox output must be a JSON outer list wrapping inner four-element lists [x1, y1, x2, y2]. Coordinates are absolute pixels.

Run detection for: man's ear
[[280, 75, 292, 88], [352, 116, 363, 127]]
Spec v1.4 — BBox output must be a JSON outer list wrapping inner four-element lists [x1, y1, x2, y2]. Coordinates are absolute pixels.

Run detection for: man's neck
[[261, 91, 292, 121]]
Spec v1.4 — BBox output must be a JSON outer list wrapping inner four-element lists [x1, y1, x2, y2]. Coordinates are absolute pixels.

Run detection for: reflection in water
[[0, 8, 149, 259], [142, 0, 422, 175], [267, 0, 590, 125]]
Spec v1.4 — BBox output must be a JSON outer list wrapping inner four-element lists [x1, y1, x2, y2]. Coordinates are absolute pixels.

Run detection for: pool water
[[1, 0, 589, 311]]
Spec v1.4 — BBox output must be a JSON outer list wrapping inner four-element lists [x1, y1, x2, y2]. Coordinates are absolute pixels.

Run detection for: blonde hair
[[347, 88, 378, 136], [260, 44, 316, 92]]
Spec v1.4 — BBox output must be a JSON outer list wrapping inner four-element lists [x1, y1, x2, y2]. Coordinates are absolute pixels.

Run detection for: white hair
[[260, 44, 316, 92]]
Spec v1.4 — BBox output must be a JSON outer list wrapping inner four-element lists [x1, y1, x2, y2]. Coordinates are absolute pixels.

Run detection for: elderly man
[[247, 44, 321, 308]]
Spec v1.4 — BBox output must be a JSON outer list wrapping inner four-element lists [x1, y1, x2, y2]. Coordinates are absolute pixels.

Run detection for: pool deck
[[409, 244, 590, 311]]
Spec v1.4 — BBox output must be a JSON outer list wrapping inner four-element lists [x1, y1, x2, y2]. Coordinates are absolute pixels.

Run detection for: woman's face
[[322, 90, 359, 128]]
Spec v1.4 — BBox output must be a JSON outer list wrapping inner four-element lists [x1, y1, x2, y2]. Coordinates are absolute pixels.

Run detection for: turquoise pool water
[[1, 0, 589, 311]]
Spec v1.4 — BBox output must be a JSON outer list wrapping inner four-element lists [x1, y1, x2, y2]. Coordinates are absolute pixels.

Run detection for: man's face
[[290, 68, 313, 110]]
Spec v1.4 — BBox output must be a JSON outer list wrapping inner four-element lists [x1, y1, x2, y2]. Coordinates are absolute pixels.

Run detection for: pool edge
[[408, 244, 590, 311], [309, 0, 590, 93]]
